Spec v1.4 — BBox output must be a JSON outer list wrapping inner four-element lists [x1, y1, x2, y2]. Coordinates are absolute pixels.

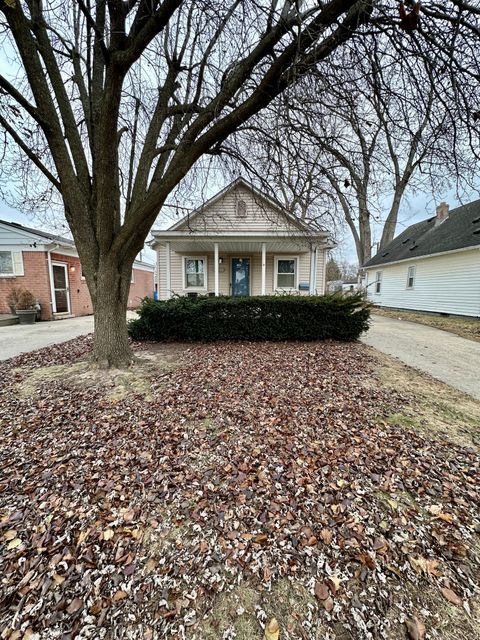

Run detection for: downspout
[[47, 243, 59, 318]]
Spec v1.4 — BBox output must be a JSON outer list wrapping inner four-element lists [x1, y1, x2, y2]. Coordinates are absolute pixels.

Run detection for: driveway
[[361, 315, 480, 401], [0, 315, 96, 361]]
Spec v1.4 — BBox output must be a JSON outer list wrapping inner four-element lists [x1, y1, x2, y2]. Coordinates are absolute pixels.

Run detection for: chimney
[[435, 201, 449, 225]]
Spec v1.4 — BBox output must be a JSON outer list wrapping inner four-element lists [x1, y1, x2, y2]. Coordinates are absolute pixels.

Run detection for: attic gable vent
[[236, 199, 247, 218]]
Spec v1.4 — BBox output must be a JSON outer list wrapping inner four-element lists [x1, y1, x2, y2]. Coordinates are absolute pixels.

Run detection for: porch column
[[165, 241, 171, 299], [261, 242, 266, 295], [214, 242, 219, 296], [309, 247, 315, 295]]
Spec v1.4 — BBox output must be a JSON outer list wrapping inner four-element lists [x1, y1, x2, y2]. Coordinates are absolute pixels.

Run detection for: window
[[0, 251, 23, 277], [236, 199, 247, 218], [375, 271, 382, 294], [184, 257, 207, 289], [406, 265, 416, 289], [0, 251, 14, 275], [275, 257, 297, 289]]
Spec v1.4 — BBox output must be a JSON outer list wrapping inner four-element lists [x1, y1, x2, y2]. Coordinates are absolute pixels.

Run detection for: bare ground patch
[[12, 343, 186, 401]]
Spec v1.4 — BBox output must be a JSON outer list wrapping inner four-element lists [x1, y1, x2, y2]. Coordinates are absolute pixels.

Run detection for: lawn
[[372, 308, 480, 343], [0, 337, 479, 639]]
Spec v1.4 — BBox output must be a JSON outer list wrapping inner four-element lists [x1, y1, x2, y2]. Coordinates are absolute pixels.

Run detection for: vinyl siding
[[365, 249, 480, 317], [157, 248, 326, 298], [175, 184, 303, 233], [0, 224, 46, 249]]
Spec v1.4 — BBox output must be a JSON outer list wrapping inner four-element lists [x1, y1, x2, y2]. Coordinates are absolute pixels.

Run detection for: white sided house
[[363, 200, 480, 317], [151, 178, 332, 299]]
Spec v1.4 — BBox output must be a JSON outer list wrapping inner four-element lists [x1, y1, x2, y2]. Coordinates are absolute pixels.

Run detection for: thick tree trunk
[[379, 189, 402, 250], [91, 259, 133, 368]]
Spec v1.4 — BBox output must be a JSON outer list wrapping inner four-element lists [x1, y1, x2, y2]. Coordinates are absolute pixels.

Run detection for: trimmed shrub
[[128, 294, 370, 342]]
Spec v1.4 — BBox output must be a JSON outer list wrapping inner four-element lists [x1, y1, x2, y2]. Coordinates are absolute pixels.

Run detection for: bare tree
[[223, 32, 480, 265], [0, 0, 479, 364]]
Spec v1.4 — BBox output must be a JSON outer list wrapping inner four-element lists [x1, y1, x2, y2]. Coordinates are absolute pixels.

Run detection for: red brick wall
[[1, 251, 154, 319], [0, 251, 52, 320], [128, 268, 154, 309]]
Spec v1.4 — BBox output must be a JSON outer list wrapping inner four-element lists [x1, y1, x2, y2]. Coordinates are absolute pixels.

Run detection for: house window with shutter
[[236, 200, 247, 218], [0, 251, 24, 277]]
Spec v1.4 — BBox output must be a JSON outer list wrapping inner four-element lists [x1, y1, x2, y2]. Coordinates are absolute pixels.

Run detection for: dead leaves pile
[[0, 340, 478, 639]]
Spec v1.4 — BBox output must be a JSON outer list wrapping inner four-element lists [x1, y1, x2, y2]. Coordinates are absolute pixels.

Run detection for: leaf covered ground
[[0, 337, 479, 640]]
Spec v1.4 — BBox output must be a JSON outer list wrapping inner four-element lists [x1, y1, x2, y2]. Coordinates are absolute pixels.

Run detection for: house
[[150, 178, 332, 299], [363, 200, 480, 317], [0, 220, 155, 320]]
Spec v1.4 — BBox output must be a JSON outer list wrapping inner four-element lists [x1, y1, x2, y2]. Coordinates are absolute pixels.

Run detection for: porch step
[[53, 313, 75, 320], [0, 314, 19, 327]]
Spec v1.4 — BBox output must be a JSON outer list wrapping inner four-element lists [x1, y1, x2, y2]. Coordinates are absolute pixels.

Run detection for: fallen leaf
[[3, 529, 17, 540], [113, 590, 128, 602], [103, 528, 115, 541], [66, 597, 83, 614], [314, 581, 330, 600], [405, 616, 426, 640], [6, 537, 22, 550], [323, 596, 334, 612], [265, 618, 279, 640], [440, 587, 462, 606], [320, 528, 333, 544]]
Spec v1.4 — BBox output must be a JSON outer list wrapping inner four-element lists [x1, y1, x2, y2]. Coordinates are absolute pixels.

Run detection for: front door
[[52, 263, 70, 313], [232, 258, 250, 296]]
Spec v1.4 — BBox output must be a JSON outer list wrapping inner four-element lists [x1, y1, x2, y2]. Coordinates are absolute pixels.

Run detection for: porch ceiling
[[157, 239, 327, 253]]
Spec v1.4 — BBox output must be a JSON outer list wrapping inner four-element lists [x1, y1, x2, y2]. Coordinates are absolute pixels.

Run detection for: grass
[[370, 347, 480, 448], [372, 307, 480, 343]]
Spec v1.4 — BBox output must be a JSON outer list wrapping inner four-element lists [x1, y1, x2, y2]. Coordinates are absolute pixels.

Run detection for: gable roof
[[364, 199, 480, 268], [167, 177, 315, 233], [0, 219, 74, 246]]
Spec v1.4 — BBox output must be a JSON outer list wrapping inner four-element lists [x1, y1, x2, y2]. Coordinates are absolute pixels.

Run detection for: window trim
[[406, 265, 416, 289], [0, 250, 24, 278], [274, 256, 299, 291], [374, 271, 382, 294], [182, 255, 208, 291]]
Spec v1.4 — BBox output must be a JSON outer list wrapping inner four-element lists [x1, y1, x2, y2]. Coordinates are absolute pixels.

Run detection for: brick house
[[0, 220, 155, 320]]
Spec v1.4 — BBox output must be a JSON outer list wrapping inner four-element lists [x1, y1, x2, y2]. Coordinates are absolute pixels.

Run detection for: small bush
[[16, 289, 37, 310], [6, 286, 24, 312], [128, 294, 370, 342]]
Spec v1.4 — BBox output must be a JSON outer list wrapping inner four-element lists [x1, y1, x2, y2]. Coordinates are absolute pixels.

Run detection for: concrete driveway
[[361, 315, 480, 401], [0, 312, 140, 361], [0, 315, 95, 361]]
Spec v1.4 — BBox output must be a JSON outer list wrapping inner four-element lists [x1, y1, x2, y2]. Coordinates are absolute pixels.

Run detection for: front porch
[[154, 232, 330, 300]]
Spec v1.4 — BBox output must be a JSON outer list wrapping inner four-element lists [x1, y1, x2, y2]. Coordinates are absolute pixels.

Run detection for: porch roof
[[149, 230, 333, 254]]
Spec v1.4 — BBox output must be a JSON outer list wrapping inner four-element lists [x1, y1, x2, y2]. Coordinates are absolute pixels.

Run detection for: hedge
[[128, 293, 370, 342]]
